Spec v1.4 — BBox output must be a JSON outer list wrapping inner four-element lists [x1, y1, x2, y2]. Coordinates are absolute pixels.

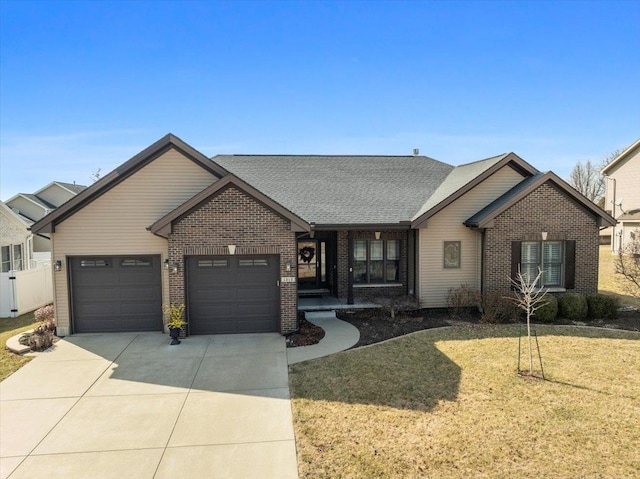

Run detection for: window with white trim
[[1, 244, 23, 272], [1, 246, 10, 273], [353, 239, 400, 284]]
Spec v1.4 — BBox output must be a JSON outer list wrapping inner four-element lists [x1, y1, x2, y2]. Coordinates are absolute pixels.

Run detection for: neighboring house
[[31, 134, 615, 336], [601, 138, 640, 252], [0, 181, 86, 317]]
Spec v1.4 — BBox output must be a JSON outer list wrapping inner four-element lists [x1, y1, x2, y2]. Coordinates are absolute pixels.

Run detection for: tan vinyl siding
[[52, 149, 217, 334], [605, 145, 640, 220], [418, 165, 525, 307], [604, 145, 640, 252]]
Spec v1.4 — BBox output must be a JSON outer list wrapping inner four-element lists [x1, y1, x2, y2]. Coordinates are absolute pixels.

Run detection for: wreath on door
[[299, 246, 315, 263]]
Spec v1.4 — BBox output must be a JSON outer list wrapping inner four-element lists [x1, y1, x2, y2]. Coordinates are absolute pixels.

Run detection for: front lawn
[[290, 324, 640, 478], [0, 312, 40, 381], [599, 244, 640, 309]]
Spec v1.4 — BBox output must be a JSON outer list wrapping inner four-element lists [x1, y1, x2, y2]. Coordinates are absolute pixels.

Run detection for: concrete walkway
[[287, 311, 360, 365], [0, 333, 298, 479]]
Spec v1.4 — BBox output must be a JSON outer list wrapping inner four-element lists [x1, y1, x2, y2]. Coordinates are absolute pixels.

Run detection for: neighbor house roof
[[464, 171, 617, 228], [601, 138, 640, 175], [32, 181, 88, 198], [32, 134, 228, 234], [411, 152, 539, 228], [0, 201, 33, 228], [21, 194, 57, 210], [618, 210, 640, 221], [213, 154, 454, 226]]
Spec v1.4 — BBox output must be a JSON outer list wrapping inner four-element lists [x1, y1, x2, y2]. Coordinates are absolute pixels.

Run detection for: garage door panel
[[76, 273, 117, 286], [74, 304, 119, 317], [70, 255, 162, 333], [190, 303, 236, 316], [236, 303, 276, 316], [237, 286, 272, 301], [120, 301, 161, 314], [119, 286, 159, 301], [73, 286, 119, 301], [187, 255, 279, 334], [236, 318, 277, 333], [190, 288, 238, 302]]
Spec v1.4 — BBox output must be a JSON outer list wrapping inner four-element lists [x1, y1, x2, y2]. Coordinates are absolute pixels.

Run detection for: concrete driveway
[[0, 333, 298, 479]]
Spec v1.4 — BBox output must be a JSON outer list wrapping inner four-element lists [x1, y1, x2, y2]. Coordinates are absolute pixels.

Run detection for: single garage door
[[70, 255, 162, 333], [187, 255, 279, 334]]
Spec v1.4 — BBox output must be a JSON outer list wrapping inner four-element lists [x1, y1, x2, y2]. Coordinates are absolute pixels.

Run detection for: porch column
[[347, 230, 354, 304]]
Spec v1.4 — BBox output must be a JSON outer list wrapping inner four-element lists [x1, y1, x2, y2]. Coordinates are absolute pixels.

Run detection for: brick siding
[[336, 230, 409, 301], [484, 182, 599, 295], [167, 185, 298, 334]]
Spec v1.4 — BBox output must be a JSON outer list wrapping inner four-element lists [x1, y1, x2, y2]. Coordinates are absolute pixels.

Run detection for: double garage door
[[187, 255, 279, 334], [70, 254, 279, 334]]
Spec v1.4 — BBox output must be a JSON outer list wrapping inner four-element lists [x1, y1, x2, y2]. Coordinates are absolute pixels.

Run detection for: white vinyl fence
[[0, 265, 53, 318]]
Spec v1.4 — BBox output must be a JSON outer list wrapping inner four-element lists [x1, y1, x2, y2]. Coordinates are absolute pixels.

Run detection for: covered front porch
[[295, 227, 415, 306]]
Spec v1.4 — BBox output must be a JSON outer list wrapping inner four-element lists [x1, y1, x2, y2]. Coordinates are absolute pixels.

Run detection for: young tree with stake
[[508, 268, 548, 376]]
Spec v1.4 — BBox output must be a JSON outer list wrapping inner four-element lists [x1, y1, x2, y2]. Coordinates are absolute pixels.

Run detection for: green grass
[[599, 244, 640, 308], [0, 311, 39, 381], [290, 324, 640, 478]]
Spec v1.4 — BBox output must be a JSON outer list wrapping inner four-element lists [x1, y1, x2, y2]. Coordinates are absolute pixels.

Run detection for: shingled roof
[[213, 154, 454, 226]]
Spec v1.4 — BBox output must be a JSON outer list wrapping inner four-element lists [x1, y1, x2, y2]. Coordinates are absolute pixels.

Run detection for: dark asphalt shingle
[[213, 155, 455, 225]]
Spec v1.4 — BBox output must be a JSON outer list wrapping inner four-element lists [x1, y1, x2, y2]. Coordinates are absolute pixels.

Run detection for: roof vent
[[413, 148, 419, 156]]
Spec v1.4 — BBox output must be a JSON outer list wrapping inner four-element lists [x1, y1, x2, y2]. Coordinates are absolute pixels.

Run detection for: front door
[[297, 239, 328, 290]]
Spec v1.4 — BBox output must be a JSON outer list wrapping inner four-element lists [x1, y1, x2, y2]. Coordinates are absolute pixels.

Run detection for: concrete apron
[[0, 332, 298, 479]]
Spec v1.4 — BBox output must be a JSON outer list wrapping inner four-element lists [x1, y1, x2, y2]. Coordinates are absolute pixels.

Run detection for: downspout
[[605, 176, 617, 252], [480, 229, 486, 295]]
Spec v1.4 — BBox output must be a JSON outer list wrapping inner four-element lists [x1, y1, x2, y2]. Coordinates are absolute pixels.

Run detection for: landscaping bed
[[288, 306, 640, 349], [336, 308, 453, 347]]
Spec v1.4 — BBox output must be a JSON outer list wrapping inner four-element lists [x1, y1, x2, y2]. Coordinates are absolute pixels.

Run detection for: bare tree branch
[[569, 160, 604, 202], [615, 229, 640, 298], [507, 268, 547, 376], [568, 149, 622, 204]]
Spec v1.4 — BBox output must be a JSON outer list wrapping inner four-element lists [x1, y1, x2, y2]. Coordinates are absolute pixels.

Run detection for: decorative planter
[[168, 327, 181, 345]]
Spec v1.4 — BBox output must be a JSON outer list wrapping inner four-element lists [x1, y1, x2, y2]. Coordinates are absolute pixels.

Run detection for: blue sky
[[1, 0, 638, 199]]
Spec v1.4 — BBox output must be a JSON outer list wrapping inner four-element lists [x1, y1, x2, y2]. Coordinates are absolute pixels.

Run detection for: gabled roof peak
[[601, 138, 640, 174]]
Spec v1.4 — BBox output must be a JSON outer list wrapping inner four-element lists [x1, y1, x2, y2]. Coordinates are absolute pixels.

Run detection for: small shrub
[[163, 303, 186, 329], [558, 293, 588, 320], [25, 319, 56, 351], [586, 294, 618, 320], [534, 295, 558, 322], [34, 304, 55, 322], [446, 285, 481, 318], [375, 295, 420, 320], [481, 291, 521, 324]]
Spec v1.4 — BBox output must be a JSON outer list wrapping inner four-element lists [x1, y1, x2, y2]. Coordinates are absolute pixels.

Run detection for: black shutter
[[511, 241, 521, 290], [565, 240, 576, 289]]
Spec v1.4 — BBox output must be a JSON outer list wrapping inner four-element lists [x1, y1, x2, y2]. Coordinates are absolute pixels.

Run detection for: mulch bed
[[286, 307, 640, 349], [285, 318, 325, 348], [336, 308, 453, 348]]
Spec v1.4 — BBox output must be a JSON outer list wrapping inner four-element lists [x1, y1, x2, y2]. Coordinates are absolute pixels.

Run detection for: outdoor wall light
[[541, 232, 548, 241], [228, 244, 236, 255], [285, 261, 292, 272], [375, 231, 381, 240], [54, 260, 62, 272], [164, 259, 170, 270], [172, 263, 179, 274]]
